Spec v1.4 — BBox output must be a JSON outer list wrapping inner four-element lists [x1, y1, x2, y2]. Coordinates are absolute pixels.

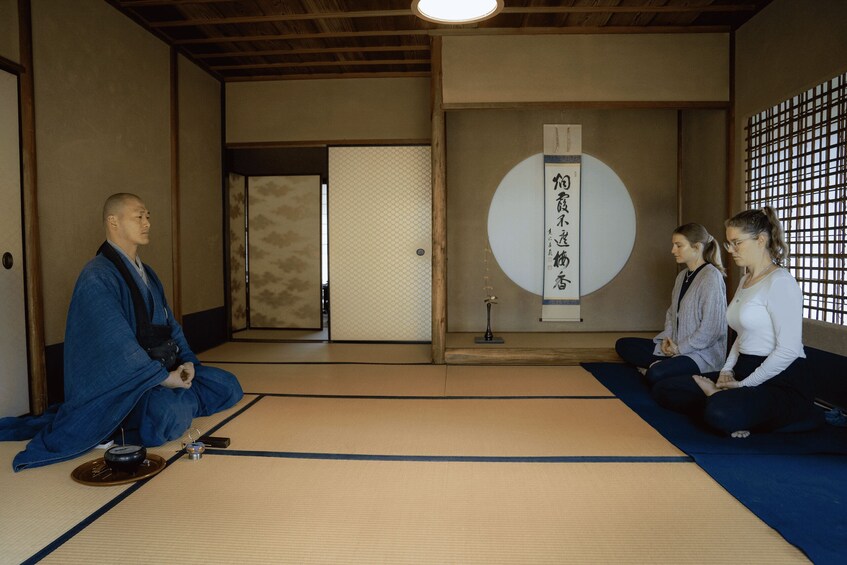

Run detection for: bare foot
[[637, 367, 647, 376], [731, 430, 751, 439], [692, 375, 719, 396]]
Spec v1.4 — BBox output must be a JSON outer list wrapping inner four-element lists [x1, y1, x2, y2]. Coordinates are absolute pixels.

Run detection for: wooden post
[[726, 32, 738, 296], [18, 0, 48, 414], [170, 47, 182, 322], [431, 36, 447, 364], [677, 110, 684, 226]]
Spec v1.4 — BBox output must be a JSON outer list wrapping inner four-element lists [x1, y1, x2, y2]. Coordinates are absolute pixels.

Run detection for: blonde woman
[[616, 223, 727, 385], [652, 207, 820, 437]]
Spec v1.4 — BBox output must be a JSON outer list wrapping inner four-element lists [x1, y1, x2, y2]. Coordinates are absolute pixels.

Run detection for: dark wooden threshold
[[444, 331, 654, 365]]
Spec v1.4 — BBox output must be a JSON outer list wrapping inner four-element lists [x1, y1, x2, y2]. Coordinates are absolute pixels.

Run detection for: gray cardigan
[[653, 263, 727, 373]]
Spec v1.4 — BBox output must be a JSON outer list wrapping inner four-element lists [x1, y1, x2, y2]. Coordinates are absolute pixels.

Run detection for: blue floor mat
[[583, 362, 847, 565], [698, 453, 847, 565]]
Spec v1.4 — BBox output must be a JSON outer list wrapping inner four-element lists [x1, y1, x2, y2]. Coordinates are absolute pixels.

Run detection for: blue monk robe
[[0, 251, 242, 471]]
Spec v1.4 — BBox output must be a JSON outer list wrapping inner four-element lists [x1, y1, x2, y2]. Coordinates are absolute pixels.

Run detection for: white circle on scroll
[[487, 153, 635, 296]]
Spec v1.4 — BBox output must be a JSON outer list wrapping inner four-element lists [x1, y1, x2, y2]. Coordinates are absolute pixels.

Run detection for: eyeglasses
[[723, 237, 755, 252]]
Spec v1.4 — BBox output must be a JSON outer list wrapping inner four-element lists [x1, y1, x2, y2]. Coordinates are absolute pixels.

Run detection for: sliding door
[[328, 146, 431, 341], [227, 172, 247, 332], [0, 70, 29, 416], [247, 175, 322, 329]]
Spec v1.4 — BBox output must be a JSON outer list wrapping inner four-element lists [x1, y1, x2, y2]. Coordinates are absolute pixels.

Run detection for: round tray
[[71, 453, 166, 486]]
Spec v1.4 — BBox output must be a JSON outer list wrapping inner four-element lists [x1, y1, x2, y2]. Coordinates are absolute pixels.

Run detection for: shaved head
[[103, 193, 151, 258], [102, 193, 143, 224]]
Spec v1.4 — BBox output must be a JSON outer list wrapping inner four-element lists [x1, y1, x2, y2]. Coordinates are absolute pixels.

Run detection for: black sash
[[97, 242, 181, 371]]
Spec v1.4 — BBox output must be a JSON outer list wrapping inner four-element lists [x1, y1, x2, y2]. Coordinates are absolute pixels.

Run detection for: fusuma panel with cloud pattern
[[248, 175, 322, 329], [228, 173, 247, 331]]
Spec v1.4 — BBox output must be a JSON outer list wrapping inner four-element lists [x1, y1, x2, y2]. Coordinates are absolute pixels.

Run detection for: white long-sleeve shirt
[[722, 267, 805, 387]]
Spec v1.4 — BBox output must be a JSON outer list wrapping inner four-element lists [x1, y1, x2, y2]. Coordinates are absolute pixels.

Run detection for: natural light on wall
[[412, 0, 503, 24]]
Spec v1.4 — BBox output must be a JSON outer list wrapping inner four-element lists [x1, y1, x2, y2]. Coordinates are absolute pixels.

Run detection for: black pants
[[615, 337, 700, 386], [651, 354, 817, 434]]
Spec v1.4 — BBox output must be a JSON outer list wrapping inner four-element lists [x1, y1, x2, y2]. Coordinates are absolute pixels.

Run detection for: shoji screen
[[247, 175, 322, 329], [328, 146, 431, 341]]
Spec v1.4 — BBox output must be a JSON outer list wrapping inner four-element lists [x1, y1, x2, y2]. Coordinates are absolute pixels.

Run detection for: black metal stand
[[474, 301, 504, 344]]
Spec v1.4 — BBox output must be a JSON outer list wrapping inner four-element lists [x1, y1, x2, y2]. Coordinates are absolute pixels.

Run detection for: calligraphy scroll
[[542, 124, 581, 322]]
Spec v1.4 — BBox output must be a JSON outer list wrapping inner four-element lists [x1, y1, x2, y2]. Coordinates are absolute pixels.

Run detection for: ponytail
[[702, 236, 726, 275], [762, 206, 790, 267], [673, 223, 726, 275]]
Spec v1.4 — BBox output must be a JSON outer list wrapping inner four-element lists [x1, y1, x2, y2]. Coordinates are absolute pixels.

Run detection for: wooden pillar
[[431, 36, 447, 364], [18, 0, 48, 415], [170, 47, 182, 322], [676, 110, 683, 226], [726, 32, 738, 295]]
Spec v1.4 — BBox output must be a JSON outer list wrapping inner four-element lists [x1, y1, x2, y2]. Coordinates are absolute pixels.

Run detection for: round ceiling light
[[412, 0, 504, 25]]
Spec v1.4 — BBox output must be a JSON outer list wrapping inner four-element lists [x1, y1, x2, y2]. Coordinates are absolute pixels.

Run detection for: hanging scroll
[[542, 124, 582, 322]]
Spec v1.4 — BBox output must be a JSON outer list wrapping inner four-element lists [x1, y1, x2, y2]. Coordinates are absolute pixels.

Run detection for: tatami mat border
[[203, 450, 694, 464], [22, 468, 158, 564], [22, 392, 690, 563], [21, 448, 191, 565], [201, 360, 434, 365], [245, 393, 617, 399], [21, 396, 264, 564], [200, 395, 264, 436], [229, 338, 329, 343]]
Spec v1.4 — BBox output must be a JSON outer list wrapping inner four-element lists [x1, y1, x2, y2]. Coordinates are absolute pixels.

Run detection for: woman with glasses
[[652, 207, 820, 437], [616, 223, 727, 385]]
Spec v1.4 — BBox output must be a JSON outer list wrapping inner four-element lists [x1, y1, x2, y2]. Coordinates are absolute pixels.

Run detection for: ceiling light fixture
[[412, 0, 504, 25]]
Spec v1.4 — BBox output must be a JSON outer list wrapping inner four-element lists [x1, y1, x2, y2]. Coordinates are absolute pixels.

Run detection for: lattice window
[[745, 72, 847, 325]]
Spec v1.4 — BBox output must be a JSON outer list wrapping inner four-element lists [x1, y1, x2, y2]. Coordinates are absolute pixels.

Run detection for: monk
[[0, 193, 242, 470]]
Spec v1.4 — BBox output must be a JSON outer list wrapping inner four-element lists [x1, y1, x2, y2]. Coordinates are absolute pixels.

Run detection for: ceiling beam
[[211, 58, 430, 71], [150, 9, 413, 28], [194, 45, 430, 59], [224, 71, 431, 82], [120, 0, 234, 5], [147, 4, 759, 29], [173, 29, 431, 45], [172, 25, 731, 46]]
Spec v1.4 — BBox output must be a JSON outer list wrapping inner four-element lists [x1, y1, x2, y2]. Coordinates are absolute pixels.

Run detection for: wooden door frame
[[5, 0, 48, 415]]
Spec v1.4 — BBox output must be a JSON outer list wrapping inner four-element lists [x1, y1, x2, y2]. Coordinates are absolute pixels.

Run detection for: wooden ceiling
[[108, 0, 772, 82]]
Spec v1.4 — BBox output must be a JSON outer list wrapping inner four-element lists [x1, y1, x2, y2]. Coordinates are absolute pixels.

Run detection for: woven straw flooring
[[1, 344, 808, 564]]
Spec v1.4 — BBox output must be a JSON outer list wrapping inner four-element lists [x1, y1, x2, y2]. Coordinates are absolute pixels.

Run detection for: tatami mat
[[145, 394, 258, 459], [445, 365, 612, 396], [42, 456, 807, 564], [214, 396, 684, 457], [3, 352, 811, 563], [0, 441, 134, 564], [0, 395, 256, 564], [199, 341, 432, 364], [211, 363, 611, 398], [212, 363, 447, 396]]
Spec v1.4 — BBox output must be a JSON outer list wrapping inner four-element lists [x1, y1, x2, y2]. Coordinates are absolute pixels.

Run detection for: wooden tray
[[71, 454, 166, 486]]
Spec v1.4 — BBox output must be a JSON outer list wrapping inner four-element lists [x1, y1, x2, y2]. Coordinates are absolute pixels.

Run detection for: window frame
[[744, 72, 847, 326]]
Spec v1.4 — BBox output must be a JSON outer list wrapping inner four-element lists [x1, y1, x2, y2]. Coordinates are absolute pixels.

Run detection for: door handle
[[416, 249, 425, 256], [2, 252, 12, 270]]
